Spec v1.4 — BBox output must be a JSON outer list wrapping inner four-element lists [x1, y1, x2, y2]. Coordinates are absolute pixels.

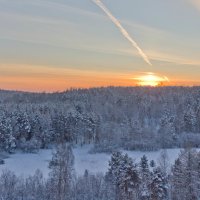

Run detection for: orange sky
[[0, 65, 199, 92], [1, 1, 200, 92], [0, 65, 138, 92]]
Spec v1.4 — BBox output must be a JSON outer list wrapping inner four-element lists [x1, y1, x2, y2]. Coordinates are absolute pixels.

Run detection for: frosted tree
[[158, 150, 170, 177], [0, 170, 18, 200], [0, 113, 16, 152], [171, 150, 200, 200], [150, 160, 156, 168], [184, 151, 198, 200], [25, 169, 46, 200], [74, 170, 106, 200], [171, 158, 185, 200], [159, 108, 176, 148], [139, 155, 151, 200], [150, 167, 168, 200], [48, 143, 75, 200], [107, 152, 139, 200], [118, 154, 140, 200], [183, 106, 196, 133]]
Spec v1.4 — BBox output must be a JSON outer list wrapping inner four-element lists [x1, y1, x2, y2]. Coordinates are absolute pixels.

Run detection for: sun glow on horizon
[[132, 72, 170, 87]]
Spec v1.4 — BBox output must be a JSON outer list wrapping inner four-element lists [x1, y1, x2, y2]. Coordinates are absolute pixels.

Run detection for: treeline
[[0, 86, 200, 152], [0, 144, 200, 200]]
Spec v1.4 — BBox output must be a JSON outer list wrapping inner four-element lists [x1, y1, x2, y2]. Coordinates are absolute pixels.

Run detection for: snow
[[0, 150, 52, 177], [0, 146, 184, 177], [73, 146, 111, 175]]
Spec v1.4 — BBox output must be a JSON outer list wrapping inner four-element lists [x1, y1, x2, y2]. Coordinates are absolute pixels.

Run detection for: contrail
[[92, 0, 152, 66]]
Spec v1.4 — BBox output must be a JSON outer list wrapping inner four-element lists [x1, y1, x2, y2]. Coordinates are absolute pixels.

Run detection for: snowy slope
[[0, 146, 183, 177]]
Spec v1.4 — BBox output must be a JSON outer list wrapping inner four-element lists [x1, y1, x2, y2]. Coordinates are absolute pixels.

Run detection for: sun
[[132, 72, 169, 87]]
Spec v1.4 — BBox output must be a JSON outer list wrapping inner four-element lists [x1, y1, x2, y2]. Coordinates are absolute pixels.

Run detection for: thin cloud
[[2, 0, 198, 67], [119, 48, 200, 66], [92, 0, 152, 66], [0, 0, 169, 53]]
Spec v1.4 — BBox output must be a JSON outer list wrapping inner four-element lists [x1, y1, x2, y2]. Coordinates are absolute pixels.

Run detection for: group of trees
[[0, 86, 200, 152], [0, 143, 200, 200]]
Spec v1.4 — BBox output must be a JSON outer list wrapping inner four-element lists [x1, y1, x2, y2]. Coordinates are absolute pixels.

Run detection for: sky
[[0, 0, 200, 91]]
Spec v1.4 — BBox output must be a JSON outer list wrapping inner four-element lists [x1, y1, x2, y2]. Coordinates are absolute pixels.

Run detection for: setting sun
[[132, 72, 169, 86]]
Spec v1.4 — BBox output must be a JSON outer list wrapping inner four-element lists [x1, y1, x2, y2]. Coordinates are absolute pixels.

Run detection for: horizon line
[[1, 84, 200, 94]]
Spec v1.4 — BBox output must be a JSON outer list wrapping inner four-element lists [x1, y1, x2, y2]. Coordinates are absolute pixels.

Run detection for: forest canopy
[[0, 86, 200, 152]]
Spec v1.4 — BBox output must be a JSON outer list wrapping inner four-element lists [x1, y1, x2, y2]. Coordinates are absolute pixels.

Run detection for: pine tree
[[139, 155, 151, 200], [0, 113, 16, 152], [140, 155, 150, 178], [106, 151, 123, 200], [172, 150, 200, 200], [118, 154, 139, 200], [184, 151, 198, 200], [150, 160, 156, 168], [183, 106, 196, 133], [171, 158, 185, 200], [106, 152, 139, 200], [150, 167, 168, 200], [159, 108, 176, 148]]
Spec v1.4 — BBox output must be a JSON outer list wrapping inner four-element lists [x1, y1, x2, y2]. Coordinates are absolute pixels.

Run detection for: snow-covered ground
[[0, 146, 183, 177]]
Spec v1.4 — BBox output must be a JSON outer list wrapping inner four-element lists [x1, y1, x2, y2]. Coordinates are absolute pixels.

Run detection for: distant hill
[[0, 86, 200, 152]]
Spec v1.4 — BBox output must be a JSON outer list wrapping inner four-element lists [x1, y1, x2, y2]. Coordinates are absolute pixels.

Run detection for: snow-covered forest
[[0, 86, 200, 153], [1, 86, 200, 200], [0, 143, 200, 200]]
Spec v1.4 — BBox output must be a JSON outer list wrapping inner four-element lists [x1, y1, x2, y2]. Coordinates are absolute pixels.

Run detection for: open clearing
[[0, 146, 183, 177]]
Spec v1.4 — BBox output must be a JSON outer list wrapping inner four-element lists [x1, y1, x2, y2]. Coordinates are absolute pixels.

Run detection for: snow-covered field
[[0, 146, 182, 177]]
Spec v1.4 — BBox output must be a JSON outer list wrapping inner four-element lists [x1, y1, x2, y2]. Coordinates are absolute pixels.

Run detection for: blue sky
[[0, 0, 200, 91]]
